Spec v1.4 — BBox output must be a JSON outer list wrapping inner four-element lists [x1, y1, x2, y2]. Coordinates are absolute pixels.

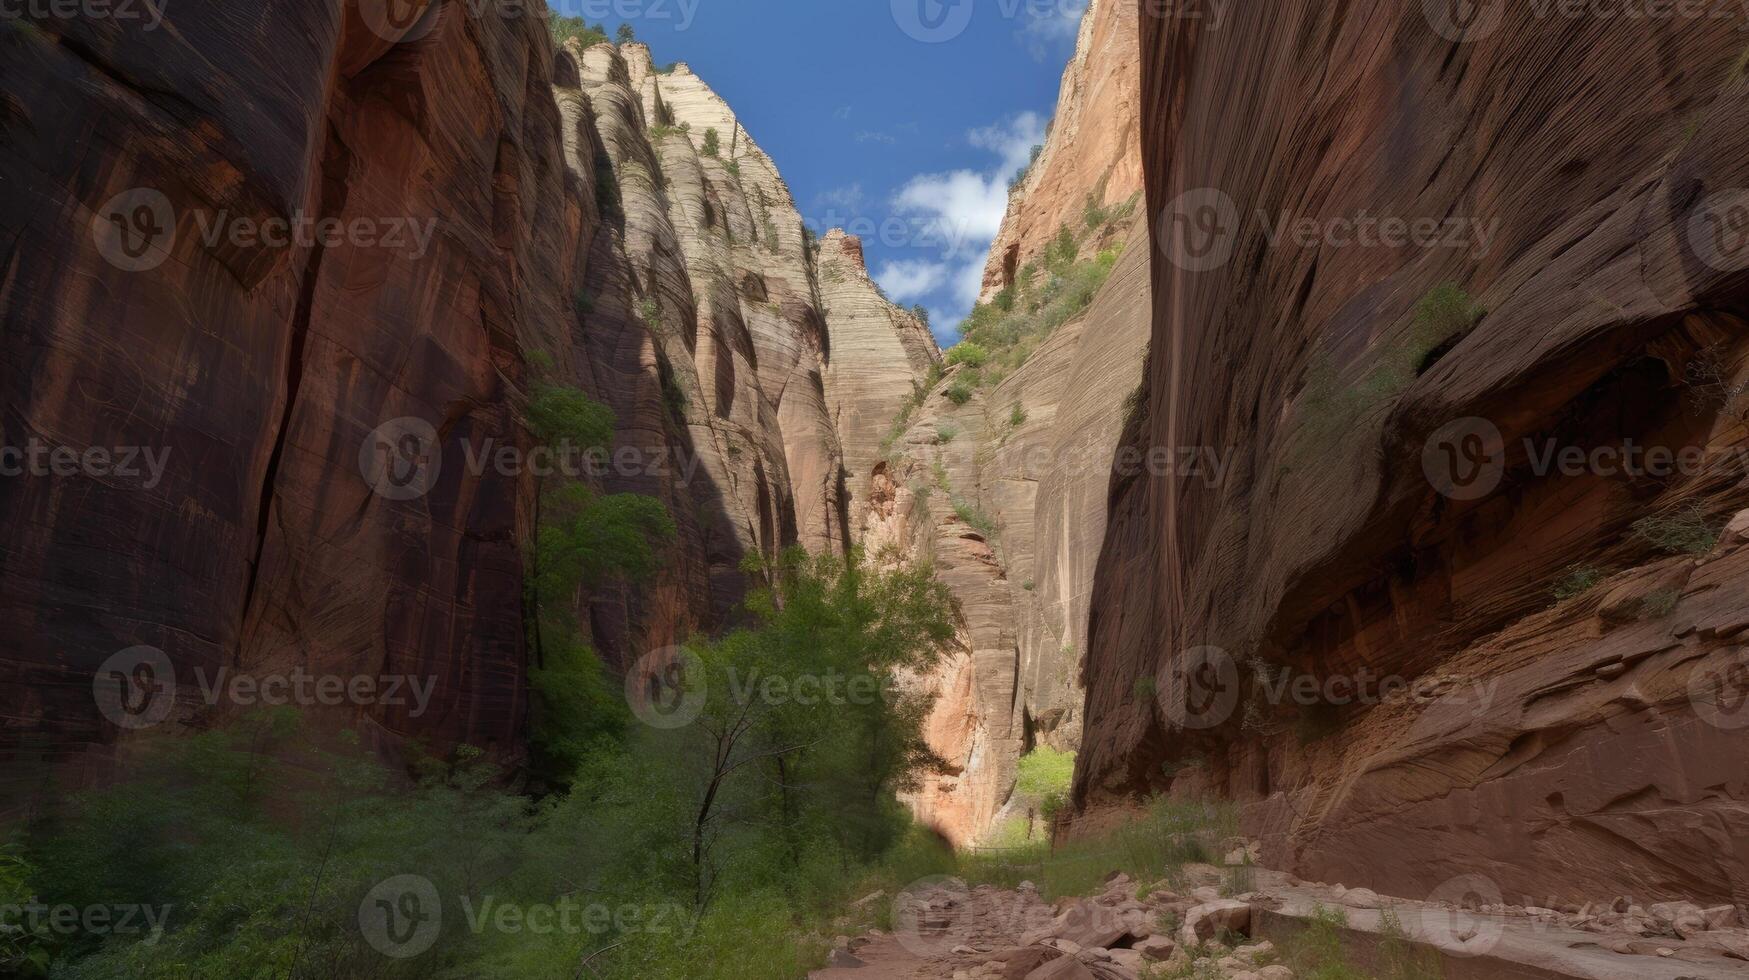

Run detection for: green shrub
[[1632, 503, 1720, 555], [1010, 404, 1028, 427], [935, 423, 959, 444], [951, 496, 997, 538], [548, 14, 608, 49], [945, 343, 989, 369], [616, 22, 635, 43], [701, 128, 720, 157], [1639, 588, 1682, 619], [1552, 564, 1605, 601], [945, 381, 974, 406]]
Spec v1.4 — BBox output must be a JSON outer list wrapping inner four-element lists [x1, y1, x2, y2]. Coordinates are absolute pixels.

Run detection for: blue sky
[[553, 0, 1088, 344]]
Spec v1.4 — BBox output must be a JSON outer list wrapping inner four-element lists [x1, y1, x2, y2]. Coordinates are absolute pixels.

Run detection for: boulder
[[1178, 900, 1252, 945]]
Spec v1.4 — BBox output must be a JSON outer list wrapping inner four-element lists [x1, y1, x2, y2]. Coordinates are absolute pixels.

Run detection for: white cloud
[[855, 130, 897, 144], [1018, 0, 1087, 60], [833, 105, 853, 120], [816, 183, 866, 212], [875, 259, 952, 303], [882, 111, 1052, 338]]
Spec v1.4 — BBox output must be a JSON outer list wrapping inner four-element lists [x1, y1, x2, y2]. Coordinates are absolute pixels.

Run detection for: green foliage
[[945, 342, 990, 369], [548, 14, 608, 50], [911, 305, 930, 328], [1044, 225, 1078, 274], [701, 128, 720, 158], [30, 550, 958, 980], [1552, 564, 1605, 601], [526, 382, 615, 451], [960, 796, 1235, 900], [572, 288, 594, 317], [533, 484, 675, 600], [616, 22, 636, 44], [945, 381, 974, 406], [951, 495, 997, 538], [1639, 588, 1682, 619], [1632, 503, 1720, 555], [1295, 284, 1484, 459], [1009, 404, 1028, 427], [955, 246, 1119, 392], [935, 423, 959, 444]]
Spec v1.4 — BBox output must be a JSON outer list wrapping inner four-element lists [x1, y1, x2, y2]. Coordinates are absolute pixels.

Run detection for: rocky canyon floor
[[811, 866, 1749, 980]]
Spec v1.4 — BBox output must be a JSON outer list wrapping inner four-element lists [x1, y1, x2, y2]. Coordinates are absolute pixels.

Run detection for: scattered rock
[[1133, 935, 1176, 961], [1341, 888, 1381, 909], [826, 948, 865, 968]]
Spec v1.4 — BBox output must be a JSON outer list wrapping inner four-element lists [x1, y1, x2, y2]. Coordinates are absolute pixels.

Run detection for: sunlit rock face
[[1078, 1, 1749, 907]]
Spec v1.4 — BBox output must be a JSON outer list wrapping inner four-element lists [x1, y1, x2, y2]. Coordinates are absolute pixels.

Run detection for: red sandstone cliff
[[978, 0, 1143, 303], [0, 4, 932, 796], [1077, 2, 1749, 909]]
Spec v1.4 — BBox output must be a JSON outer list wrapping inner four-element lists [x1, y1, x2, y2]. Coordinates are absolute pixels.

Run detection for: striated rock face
[[0, 0, 573, 776], [867, 220, 1153, 846], [978, 0, 1142, 303], [817, 230, 940, 529], [0, 7, 930, 796], [1078, 4, 1749, 907]]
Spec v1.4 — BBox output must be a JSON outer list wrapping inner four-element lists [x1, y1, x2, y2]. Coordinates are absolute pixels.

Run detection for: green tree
[[701, 128, 721, 158], [616, 22, 636, 44]]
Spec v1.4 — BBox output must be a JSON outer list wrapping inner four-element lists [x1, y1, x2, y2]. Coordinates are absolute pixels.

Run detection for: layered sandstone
[[868, 219, 1153, 845], [978, 0, 1143, 303], [0, 5, 931, 799], [1077, 2, 1749, 909]]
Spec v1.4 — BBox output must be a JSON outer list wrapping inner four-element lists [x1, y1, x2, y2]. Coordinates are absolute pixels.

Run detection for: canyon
[[3, 0, 1749, 971]]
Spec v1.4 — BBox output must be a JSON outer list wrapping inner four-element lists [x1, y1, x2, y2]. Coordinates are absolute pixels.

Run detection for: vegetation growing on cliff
[[547, 15, 607, 50], [950, 218, 1123, 392]]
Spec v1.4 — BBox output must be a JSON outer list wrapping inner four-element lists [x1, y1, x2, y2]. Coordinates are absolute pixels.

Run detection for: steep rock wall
[[978, 0, 1142, 303], [1078, 2, 1749, 908], [0, 5, 931, 801]]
